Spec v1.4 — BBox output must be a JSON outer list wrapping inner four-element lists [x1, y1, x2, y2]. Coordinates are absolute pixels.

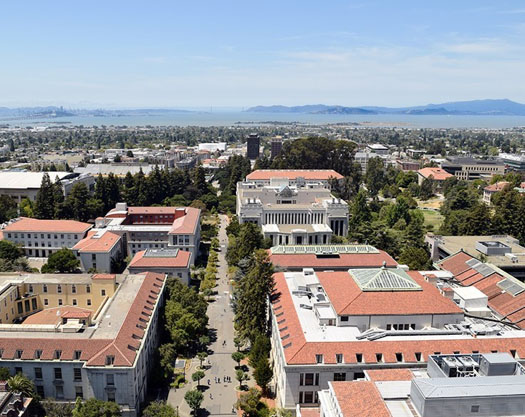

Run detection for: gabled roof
[[72, 230, 121, 253], [330, 381, 392, 417], [168, 207, 200, 235], [418, 167, 453, 181], [246, 169, 343, 181], [129, 249, 191, 269], [3, 218, 92, 234], [350, 267, 421, 291]]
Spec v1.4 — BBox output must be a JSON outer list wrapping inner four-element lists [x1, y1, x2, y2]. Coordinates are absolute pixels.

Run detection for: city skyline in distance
[[1, 0, 525, 108]]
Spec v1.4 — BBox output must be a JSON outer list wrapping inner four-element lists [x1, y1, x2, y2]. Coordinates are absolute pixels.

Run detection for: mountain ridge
[[247, 99, 525, 116]]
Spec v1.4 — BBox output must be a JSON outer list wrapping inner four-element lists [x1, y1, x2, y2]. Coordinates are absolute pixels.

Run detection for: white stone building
[[1, 218, 92, 257], [236, 172, 348, 246]]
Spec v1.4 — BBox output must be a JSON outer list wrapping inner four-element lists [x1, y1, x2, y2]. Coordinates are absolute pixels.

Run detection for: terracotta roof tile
[[72, 231, 121, 253], [418, 167, 453, 181], [246, 169, 343, 181], [366, 369, 413, 382], [331, 381, 391, 417], [168, 207, 200, 234], [129, 250, 191, 269], [3, 217, 92, 234]]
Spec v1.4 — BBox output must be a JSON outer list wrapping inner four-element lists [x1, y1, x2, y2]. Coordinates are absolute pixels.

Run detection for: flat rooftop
[[434, 235, 525, 267]]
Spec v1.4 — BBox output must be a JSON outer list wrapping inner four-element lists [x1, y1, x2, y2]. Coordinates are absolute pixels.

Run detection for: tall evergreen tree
[[34, 173, 56, 219]]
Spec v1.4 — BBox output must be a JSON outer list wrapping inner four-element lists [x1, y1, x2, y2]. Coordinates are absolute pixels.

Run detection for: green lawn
[[418, 209, 444, 231]]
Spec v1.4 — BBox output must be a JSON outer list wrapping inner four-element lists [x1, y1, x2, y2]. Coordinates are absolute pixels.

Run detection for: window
[[74, 350, 82, 360], [57, 285, 62, 293], [106, 355, 115, 366], [395, 352, 403, 362], [471, 405, 480, 413], [315, 354, 323, 364], [15, 367, 22, 375], [73, 299, 77, 306], [75, 386, 84, 399], [356, 353, 363, 363], [86, 285, 91, 293], [386, 324, 392, 330], [72, 285, 76, 294], [74, 368, 82, 382], [101, 289, 106, 296], [31, 298, 37, 310], [54, 350, 62, 360], [15, 349, 23, 359], [56, 385, 64, 399], [35, 367, 43, 379], [29, 284, 33, 293], [107, 391, 116, 402], [106, 374, 115, 385], [17, 303, 23, 314], [300, 373, 319, 386], [336, 354, 343, 363], [43, 284, 47, 293], [36, 385, 44, 397], [44, 299, 49, 306], [92, 254, 96, 262], [333, 372, 346, 382], [340, 316, 348, 322], [415, 352, 422, 362], [511, 349, 517, 358], [58, 299, 63, 306], [376, 353, 384, 363], [87, 299, 92, 306], [54, 368, 62, 380], [34, 350, 42, 359]]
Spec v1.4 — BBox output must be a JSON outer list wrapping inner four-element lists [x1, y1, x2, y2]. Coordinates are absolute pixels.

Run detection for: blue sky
[[1, 0, 525, 108]]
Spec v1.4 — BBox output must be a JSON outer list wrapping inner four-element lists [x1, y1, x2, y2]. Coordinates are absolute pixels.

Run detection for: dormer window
[[34, 350, 42, 359], [105, 355, 115, 366], [15, 349, 23, 359], [395, 352, 403, 362], [74, 350, 82, 360], [376, 353, 384, 363], [336, 354, 343, 363], [415, 352, 422, 362], [315, 354, 323, 364], [54, 350, 62, 360], [356, 353, 363, 363]]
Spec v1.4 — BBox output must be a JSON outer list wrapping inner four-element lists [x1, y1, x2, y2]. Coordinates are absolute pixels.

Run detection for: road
[[168, 214, 238, 416]]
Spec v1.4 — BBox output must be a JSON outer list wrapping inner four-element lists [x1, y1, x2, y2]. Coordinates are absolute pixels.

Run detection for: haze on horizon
[[2, 0, 525, 109]]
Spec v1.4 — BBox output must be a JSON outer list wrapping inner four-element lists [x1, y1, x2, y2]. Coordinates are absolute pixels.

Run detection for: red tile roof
[[418, 167, 453, 181], [315, 270, 462, 316], [2, 218, 92, 234], [298, 408, 320, 417], [366, 368, 413, 382], [0, 272, 166, 367], [485, 181, 510, 192], [168, 207, 200, 235], [127, 207, 179, 215], [246, 170, 343, 181], [331, 381, 391, 417], [129, 250, 191, 269], [271, 271, 525, 365], [23, 306, 92, 325], [92, 273, 116, 280], [72, 230, 121, 253], [269, 251, 397, 270], [438, 251, 474, 275]]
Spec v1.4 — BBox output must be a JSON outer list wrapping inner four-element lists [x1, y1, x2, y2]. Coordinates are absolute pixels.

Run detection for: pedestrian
[[218, 377, 221, 383], [208, 379, 210, 385], [210, 393, 213, 399]]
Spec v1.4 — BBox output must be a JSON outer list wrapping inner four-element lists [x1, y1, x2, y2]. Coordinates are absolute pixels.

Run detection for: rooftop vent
[[476, 240, 512, 256]]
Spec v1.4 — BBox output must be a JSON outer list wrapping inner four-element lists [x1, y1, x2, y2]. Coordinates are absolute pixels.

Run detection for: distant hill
[[0, 107, 195, 120], [247, 99, 525, 116]]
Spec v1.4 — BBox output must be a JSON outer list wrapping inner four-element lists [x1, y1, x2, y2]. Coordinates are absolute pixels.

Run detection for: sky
[[1, 0, 525, 108]]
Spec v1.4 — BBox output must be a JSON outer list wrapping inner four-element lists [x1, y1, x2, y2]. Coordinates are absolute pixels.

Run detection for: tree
[[158, 343, 176, 380], [399, 247, 431, 270], [41, 248, 80, 273], [232, 351, 245, 367], [184, 390, 203, 415], [72, 398, 121, 417], [248, 334, 271, 369], [142, 401, 176, 417], [365, 157, 386, 196], [34, 173, 56, 219], [0, 195, 17, 223], [0, 367, 10, 380], [235, 388, 263, 417], [0, 240, 23, 262], [197, 351, 208, 368], [63, 182, 92, 222], [419, 177, 434, 200], [253, 356, 273, 395], [234, 250, 274, 343], [191, 370, 205, 387], [7, 374, 35, 398], [235, 369, 250, 390], [42, 399, 73, 417]]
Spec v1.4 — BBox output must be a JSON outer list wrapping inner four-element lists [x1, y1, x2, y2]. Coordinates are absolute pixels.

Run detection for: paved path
[[168, 214, 238, 416]]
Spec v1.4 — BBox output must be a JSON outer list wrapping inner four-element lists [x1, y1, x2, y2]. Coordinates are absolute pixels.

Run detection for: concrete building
[[0, 272, 166, 417], [74, 164, 155, 177], [0, 171, 94, 202], [396, 160, 420, 172], [482, 181, 509, 204], [1, 218, 92, 257], [271, 137, 283, 159], [95, 203, 201, 265], [440, 157, 506, 181], [417, 167, 453, 190], [302, 352, 525, 417], [426, 234, 525, 279], [366, 144, 389, 155], [237, 173, 348, 246], [354, 152, 382, 173], [246, 133, 260, 160], [198, 142, 227, 152], [270, 265, 525, 409], [268, 245, 397, 271], [128, 248, 191, 284], [499, 153, 525, 171], [72, 230, 123, 273]]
